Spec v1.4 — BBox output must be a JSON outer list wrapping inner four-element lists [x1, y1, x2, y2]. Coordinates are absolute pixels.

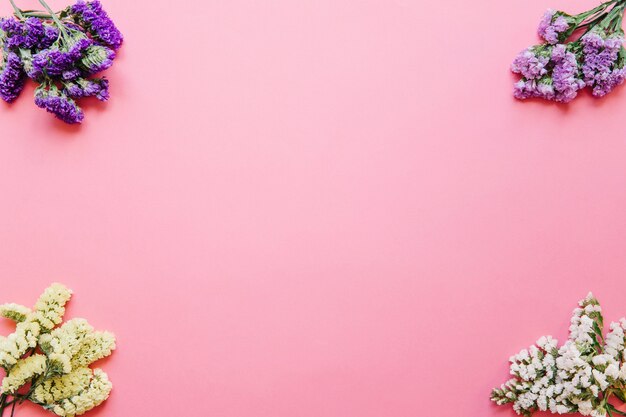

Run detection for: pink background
[[1, 0, 626, 416]]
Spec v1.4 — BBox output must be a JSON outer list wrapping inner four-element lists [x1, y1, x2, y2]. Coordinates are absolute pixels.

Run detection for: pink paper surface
[[1, 0, 626, 416]]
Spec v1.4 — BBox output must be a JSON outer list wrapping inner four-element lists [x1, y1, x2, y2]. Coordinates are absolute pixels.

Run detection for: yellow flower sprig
[[0, 284, 115, 417]]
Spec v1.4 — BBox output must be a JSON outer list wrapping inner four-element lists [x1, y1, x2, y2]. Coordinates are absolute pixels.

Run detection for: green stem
[[21, 12, 56, 18], [609, 404, 626, 416], [581, 3, 611, 18], [0, 393, 7, 417], [579, 12, 610, 28], [8, 0, 23, 19], [613, 3, 625, 30]]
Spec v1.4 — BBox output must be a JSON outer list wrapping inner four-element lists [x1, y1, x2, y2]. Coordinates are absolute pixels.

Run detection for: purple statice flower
[[79, 44, 115, 75], [34, 85, 84, 124], [29, 49, 74, 79], [513, 78, 555, 100], [551, 44, 585, 102], [63, 77, 109, 101], [511, 47, 550, 80], [64, 82, 84, 98], [68, 37, 94, 60], [538, 9, 573, 45], [581, 31, 626, 96], [95, 79, 109, 101], [62, 68, 82, 80], [83, 77, 109, 100], [28, 37, 93, 80], [0, 17, 59, 51], [70, 0, 123, 50], [0, 52, 25, 103], [513, 79, 535, 100], [512, 44, 584, 102], [23, 18, 45, 48], [0, 17, 25, 49], [0, 17, 20, 33], [40, 25, 60, 49]]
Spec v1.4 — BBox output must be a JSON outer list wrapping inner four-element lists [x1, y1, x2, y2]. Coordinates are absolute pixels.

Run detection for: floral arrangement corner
[[0, 0, 123, 124], [512, 0, 626, 103], [491, 292, 626, 417], [0, 283, 116, 417]]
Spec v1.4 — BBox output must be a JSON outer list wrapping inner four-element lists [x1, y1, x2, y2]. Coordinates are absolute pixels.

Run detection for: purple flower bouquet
[[0, 0, 122, 123], [513, 0, 626, 103]]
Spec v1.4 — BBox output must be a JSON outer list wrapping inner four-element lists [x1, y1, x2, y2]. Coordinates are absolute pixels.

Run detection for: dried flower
[[512, 0, 626, 102], [492, 293, 626, 417], [69, 0, 123, 50], [538, 10, 577, 45], [0, 52, 25, 103], [0, 0, 123, 123], [34, 85, 85, 124], [0, 284, 115, 417]]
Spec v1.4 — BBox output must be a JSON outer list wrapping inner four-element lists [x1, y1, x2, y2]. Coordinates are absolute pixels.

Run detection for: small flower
[[34, 85, 85, 124], [0, 17, 59, 50], [28, 36, 93, 80], [79, 44, 115, 75], [513, 77, 558, 101], [31, 367, 92, 404], [64, 77, 109, 101], [69, 0, 123, 50], [538, 9, 575, 45], [550, 44, 585, 103], [0, 52, 25, 103], [0, 304, 32, 323], [71, 330, 116, 368], [40, 318, 94, 359], [31, 283, 73, 331], [581, 30, 626, 97], [51, 369, 112, 417], [0, 354, 47, 394], [512, 47, 550, 80], [0, 321, 41, 368]]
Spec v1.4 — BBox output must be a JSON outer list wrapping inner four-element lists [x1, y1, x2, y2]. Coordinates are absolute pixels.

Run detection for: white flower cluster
[[0, 284, 115, 417], [0, 283, 73, 370], [0, 304, 32, 323], [1, 354, 47, 393], [50, 369, 112, 417], [492, 293, 626, 417], [31, 368, 92, 405]]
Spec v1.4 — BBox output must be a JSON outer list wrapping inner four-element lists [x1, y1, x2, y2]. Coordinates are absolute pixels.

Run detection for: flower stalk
[[8, 0, 22, 18]]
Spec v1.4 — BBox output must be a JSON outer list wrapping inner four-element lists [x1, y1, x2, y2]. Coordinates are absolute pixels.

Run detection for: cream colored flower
[[0, 303, 32, 323], [30, 283, 73, 331], [71, 331, 116, 368], [0, 321, 41, 368], [40, 319, 94, 359], [1, 354, 47, 394], [0, 284, 115, 417], [31, 367, 92, 405], [50, 369, 112, 417], [48, 353, 72, 375]]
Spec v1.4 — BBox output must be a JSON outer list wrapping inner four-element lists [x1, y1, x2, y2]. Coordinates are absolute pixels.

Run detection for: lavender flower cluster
[[512, 1, 626, 103], [0, 0, 122, 123]]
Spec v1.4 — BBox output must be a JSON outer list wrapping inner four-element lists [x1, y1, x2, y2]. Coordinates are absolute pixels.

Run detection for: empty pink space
[[1, 0, 626, 416]]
